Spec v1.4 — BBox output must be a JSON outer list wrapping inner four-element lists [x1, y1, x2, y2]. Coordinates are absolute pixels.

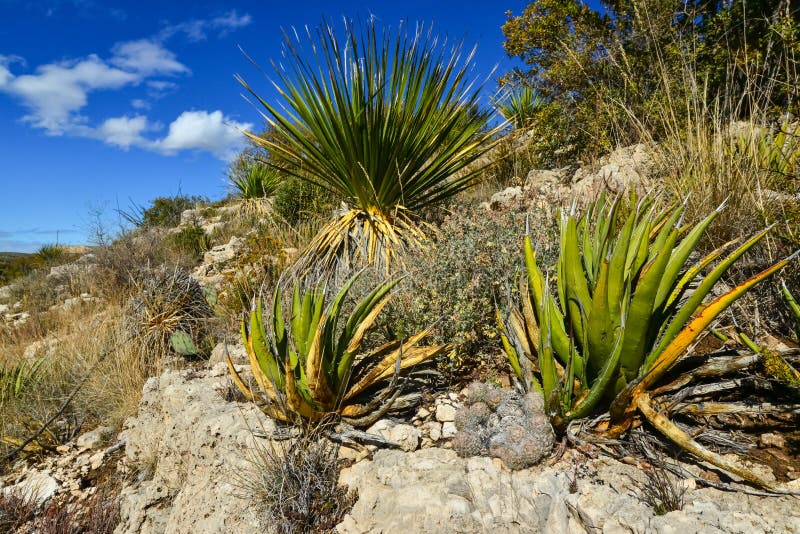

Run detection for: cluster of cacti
[[452, 382, 554, 470]]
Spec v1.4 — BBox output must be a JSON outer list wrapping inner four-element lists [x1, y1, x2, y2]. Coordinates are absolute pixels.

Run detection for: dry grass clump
[[0, 485, 38, 531], [0, 303, 149, 460], [241, 424, 356, 534], [30, 479, 121, 534], [123, 266, 216, 372], [631, 463, 686, 516]]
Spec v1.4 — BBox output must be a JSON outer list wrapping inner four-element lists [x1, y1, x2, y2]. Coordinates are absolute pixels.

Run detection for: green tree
[[502, 0, 800, 163]]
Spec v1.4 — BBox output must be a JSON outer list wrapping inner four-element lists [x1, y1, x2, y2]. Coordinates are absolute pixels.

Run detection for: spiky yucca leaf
[[228, 164, 282, 215], [495, 85, 544, 130], [228, 274, 448, 425], [238, 19, 496, 272], [501, 194, 793, 430]]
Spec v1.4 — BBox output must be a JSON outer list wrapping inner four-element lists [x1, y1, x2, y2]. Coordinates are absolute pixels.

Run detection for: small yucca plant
[[229, 164, 282, 214], [227, 275, 448, 426], [500, 193, 796, 488], [495, 85, 543, 130], [238, 19, 496, 273]]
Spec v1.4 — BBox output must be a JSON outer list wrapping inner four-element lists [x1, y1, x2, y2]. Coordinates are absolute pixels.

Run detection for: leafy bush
[[167, 225, 210, 263], [123, 195, 206, 229], [384, 203, 559, 378], [502, 0, 800, 164], [272, 177, 336, 227]]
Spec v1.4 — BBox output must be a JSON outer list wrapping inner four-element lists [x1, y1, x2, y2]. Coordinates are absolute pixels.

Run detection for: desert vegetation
[[2, 2, 800, 531]]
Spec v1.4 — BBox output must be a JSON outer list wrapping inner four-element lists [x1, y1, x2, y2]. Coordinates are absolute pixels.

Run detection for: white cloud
[[131, 98, 149, 110], [0, 11, 252, 159], [1, 55, 139, 133], [110, 40, 189, 76], [0, 42, 187, 135], [211, 10, 253, 36], [98, 115, 151, 149], [160, 10, 253, 42], [156, 110, 251, 159]]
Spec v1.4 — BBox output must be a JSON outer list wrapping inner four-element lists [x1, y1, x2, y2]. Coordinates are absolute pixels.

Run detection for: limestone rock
[[338, 450, 800, 534], [116, 364, 271, 534], [76, 425, 115, 451], [203, 236, 244, 266], [487, 186, 524, 210], [2, 470, 59, 506], [435, 403, 456, 423], [208, 341, 249, 367], [367, 419, 421, 452]]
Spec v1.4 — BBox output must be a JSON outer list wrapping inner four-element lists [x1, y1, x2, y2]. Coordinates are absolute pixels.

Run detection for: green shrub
[[384, 203, 560, 378], [122, 195, 207, 229], [167, 225, 210, 262], [272, 177, 336, 226]]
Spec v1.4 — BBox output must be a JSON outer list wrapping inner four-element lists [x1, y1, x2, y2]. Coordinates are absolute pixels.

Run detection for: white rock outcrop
[[116, 364, 272, 534], [338, 448, 800, 534]]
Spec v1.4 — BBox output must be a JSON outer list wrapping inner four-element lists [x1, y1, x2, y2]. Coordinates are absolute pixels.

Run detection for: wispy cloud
[[158, 10, 253, 42], [0, 10, 253, 159]]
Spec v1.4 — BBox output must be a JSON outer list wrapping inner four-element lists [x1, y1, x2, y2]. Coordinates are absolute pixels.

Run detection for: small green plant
[[239, 18, 496, 272], [229, 164, 283, 215], [228, 275, 447, 426], [167, 225, 210, 262], [170, 330, 199, 356], [35, 244, 66, 266], [782, 280, 800, 340], [500, 193, 796, 488], [632, 463, 686, 515], [0, 359, 42, 405], [495, 85, 544, 130]]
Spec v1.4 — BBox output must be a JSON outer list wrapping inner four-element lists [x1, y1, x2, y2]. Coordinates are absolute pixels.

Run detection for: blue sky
[[0, 0, 532, 252]]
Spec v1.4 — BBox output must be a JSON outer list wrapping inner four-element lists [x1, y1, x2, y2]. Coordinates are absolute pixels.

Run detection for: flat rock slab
[[337, 448, 800, 534]]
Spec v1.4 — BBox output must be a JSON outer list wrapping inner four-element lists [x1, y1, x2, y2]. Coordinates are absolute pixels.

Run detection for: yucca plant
[[500, 194, 797, 489], [237, 19, 495, 273], [495, 85, 543, 130], [229, 164, 282, 214], [227, 275, 448, 426]]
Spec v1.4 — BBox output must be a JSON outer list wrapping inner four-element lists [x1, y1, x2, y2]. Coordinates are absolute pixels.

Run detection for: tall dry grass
[[0, 302, 150, 462]]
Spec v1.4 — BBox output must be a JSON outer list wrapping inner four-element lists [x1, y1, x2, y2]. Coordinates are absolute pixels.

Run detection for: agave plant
[[237, 19, 495, 273], [229, 164, 282, 214], [227, 275, 448, 426], [500, 194, 796, 488], [495, 85, 543, 130]]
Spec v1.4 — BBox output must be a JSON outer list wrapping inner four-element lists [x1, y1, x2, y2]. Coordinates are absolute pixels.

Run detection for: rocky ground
[[4, 363, 798, 533]]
